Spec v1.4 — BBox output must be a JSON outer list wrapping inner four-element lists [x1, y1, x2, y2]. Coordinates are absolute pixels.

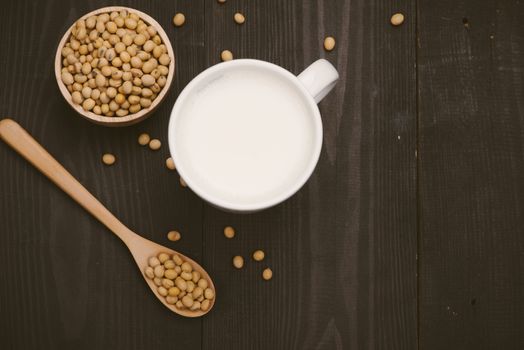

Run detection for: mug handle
[[297, 59, 339, 104]]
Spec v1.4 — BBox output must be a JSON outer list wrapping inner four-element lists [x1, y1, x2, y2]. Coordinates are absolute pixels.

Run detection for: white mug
[[168, 59, 339, 212]]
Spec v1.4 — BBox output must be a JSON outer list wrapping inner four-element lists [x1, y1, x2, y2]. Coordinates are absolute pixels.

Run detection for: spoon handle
[[0, 118, 136, 244]]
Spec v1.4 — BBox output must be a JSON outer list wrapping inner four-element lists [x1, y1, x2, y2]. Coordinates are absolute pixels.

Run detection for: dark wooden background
[[0, 0, 522, 349]]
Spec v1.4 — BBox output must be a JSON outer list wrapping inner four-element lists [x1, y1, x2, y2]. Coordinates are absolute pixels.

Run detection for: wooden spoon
[[0, 119, 215, 317]]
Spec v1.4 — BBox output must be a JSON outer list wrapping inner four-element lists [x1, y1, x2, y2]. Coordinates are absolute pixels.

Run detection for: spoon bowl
[[0, 118, 215, 317], [127, 235, 215, 317]]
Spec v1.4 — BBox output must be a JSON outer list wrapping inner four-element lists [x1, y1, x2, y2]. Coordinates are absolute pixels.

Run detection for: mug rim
[[168, 59, 323, 212]]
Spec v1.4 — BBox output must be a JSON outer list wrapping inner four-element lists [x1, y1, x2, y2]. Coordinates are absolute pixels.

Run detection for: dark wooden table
[[0, 0, 523, 349]]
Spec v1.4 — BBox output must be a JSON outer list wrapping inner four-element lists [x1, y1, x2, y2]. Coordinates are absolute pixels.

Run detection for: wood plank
[[0, 0, 205, 348], [0, 0, 419, 348], [202, 0, 418, 349], [418, 0, 524, 348]]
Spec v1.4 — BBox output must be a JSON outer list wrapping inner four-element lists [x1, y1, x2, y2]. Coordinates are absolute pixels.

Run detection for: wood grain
[[0, 0, 418, 349], [418, 0, 524, 348], [202, 0, 417, 349], [0, 0, 206, 348]]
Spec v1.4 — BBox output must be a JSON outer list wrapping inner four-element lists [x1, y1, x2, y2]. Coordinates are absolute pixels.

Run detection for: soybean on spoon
[[0, 118, 215, 317]]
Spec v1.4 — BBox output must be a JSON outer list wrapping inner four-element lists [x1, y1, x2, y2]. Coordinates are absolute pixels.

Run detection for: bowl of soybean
[[55, 6, 175, 126]]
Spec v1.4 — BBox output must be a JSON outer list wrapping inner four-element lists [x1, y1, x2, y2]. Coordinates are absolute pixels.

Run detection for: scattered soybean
[[262, 268, 273, 281], [390, 13, 405, 26], [252, 250, 265, 262], [223, 226, 235, 239], [167, 230, 181, 242], [324, 36, 336, 51], [166, 157, 176, 170], [233, 255, 244, 269], [149, 138, 161, 150], [221, 50, 233, 61], [102, 153, 116, 165], [234, 13, 245, 24], [173, 13, 185, 27]]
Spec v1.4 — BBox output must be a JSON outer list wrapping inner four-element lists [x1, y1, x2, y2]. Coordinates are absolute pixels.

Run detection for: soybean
[[233, 255, 244, 269], [204, 288, 215, 299], [138, 133, 150, 146], [154, 265, 165, 278], [141, 74, 155, 87], [172, 255, 183, 266], [148, 256, 160, 267], [164, 260, 176, 270], [166, 157, 176, 170], [145, 267, 154, 279], [167, 230, 181, 241], [252, 250, 265, 261], [71, 91, 83, 104], [197, 279, 208, 289], [262, 268, 273, 280], [158, 286, 168, 297], [149, 138, 161, 150], [165, 269, 178, 280], [224, 226, 235, 238], [182, 295, 193, 308], [234, 13, 245, 24], [158, 252, 170, 263], [62, 71, 74, 85], [221, 50, 233, 61], [162, 278, 175, 289], [82, 98, 95, 111], [181, 271, 193, 281], [181, 262, 192, 273], [201, 299, 210, 311], [175, 277, 187, 291], [169, 287, 180, 296], [192, 271, 201, 283], [324, 36, 336, 51], [390, 13, 405, 26], [192, 287, 203, 299], [190, 301, 201, 311], [173, 13, 185, 27], [102, 153, 116, 165]]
